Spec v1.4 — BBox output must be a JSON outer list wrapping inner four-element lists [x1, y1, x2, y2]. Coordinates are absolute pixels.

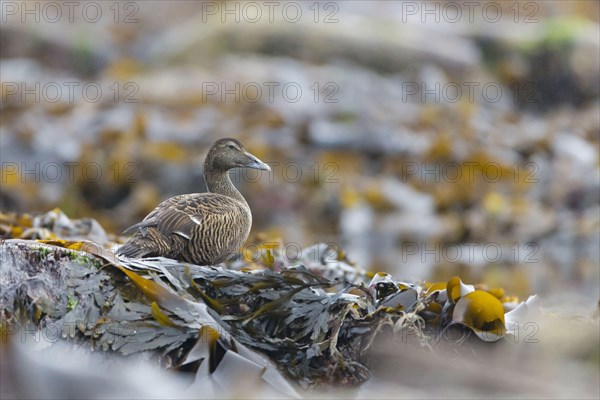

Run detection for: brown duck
[[117, 138, 270, 265]]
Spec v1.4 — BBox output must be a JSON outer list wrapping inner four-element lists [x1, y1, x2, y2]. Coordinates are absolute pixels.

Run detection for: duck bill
[[244, 152, 271, 171]]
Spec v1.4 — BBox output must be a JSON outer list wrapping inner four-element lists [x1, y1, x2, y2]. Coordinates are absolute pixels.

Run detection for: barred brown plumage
[[117, 138, 271, 265]]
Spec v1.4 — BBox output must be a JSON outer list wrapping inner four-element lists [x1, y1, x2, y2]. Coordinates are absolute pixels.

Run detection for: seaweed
[[0, 210, 537, 392]]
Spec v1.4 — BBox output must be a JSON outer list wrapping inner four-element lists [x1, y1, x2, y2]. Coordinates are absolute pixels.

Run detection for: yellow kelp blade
[[184, 266, 224, 313], [116, 265, 188, 311], [452, 290, 507, 341], [151, 301, 180, 328], [446, 276, 475, 304], [36, 239, 87, 251], [35, 239, 120, 264]]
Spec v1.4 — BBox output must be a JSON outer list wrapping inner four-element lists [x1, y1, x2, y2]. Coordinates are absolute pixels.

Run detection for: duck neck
[[204, 167, 247, 206]]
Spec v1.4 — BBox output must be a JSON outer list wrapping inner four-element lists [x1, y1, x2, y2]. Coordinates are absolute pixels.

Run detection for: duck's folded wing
[[123, 194, 243, 240]]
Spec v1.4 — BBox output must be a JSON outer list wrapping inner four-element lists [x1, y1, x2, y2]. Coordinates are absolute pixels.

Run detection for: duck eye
[[227, 144, 236, 149]]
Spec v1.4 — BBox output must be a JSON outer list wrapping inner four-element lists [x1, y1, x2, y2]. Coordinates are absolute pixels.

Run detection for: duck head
[[205, 138, 271, 173]]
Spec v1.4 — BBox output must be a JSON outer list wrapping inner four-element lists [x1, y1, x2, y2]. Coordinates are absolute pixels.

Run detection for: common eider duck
[[117, 138, 270, 265]]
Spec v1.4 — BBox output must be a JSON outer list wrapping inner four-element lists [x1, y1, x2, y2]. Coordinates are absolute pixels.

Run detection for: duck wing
[[123, 194, 245, 240]]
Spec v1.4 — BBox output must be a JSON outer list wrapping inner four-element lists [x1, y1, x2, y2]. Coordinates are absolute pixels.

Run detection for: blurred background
[[1, 0, 599, 304]]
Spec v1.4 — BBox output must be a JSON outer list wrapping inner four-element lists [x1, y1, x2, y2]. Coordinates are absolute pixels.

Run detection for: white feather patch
[[174, 231, 191, 239]]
